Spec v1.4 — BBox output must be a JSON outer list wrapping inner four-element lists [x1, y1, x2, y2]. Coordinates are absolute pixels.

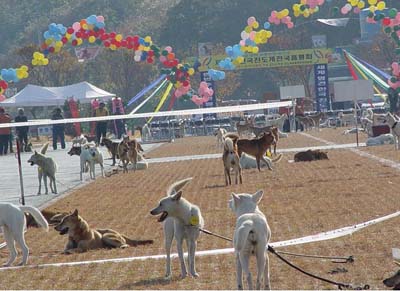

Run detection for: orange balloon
[[167, 53, 175, 60]]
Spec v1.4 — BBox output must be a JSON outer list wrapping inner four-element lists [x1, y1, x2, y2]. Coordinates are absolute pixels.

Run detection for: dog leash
[[199, 228, 369, 290]]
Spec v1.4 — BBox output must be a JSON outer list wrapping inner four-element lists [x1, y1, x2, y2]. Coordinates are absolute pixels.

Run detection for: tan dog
[[55, 209, 153, 253], [222, 134, 242, 186], [237, 132, 276, 171], [127, 139, 144, 170], [117, 140, 130, 173]]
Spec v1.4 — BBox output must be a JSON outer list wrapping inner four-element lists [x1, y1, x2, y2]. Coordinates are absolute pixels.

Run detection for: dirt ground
[[1, 128, 400, 289]]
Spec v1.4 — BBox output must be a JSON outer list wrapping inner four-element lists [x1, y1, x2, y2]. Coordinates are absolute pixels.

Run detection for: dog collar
[[392, 122, 398, 129]]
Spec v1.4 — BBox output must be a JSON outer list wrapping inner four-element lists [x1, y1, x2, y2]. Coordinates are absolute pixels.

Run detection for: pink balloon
[[249, 31, 256, 40], [72, 22, 81, 31], [287, 22, 294, 29], [247, 16, 256, 26], [366, 17, 376, 24], [175, 90, 183, 98], [341, 7, 348, 15], [191, 95, 204, 106], [165, 46, 173, 53], [0, 95, 5, 102], [239, 40, 246, 46], [96, 15, 105, 23], [353, 7, 360, 14], [318, 0, 325, 5], [159, 56, 167, 62], [271, 11, 277, 18]]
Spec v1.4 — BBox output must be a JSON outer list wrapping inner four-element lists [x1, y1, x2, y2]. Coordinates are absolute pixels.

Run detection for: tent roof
[[0, 81, 115, 107]]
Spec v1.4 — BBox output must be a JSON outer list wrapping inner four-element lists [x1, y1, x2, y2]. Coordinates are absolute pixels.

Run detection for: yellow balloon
[[32, 59, 38, 66], [282, 9, 289, 17], [21, 65, 28, 71], [293, 4, 300, 12], [88, 36, 96, 43], [45, 38, 53, 45], [42, 58, 49, 65], [350, 0, 358, 6], [54, 47, 61, 53], [16, 70, 24, 79], [301, 0, 306, 4], [115, 34, 123, 42], [294, 10, 301, 17], [188, 68, 195, 75], [303, 10, 310, 18], [24, 72, 29, 78], [55, 41, 63, 48], [33, 52, 41, 59], [358, 0, 365, 9], [368, 0, 377, 5], [377, 1, 385, 10], [252, 21, 259, 29], [110, 44, 117, 50], [252, 46, 259, 54], [65, 33, 71, 40], [237, 56, 244, 63], [144, 36, 151, 43], [369, 5, 376, 12], [244, 26, 252, 33]]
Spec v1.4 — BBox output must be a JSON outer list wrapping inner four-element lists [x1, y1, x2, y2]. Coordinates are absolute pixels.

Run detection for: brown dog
[[294, 150, 328, 162], [101, 137, 120, 166], [55, 209, 153, 253], [237, 132, 276, 171], [127, 139, 144, 171]]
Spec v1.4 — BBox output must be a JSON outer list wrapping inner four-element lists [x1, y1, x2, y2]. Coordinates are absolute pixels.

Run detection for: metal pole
[[354, 100, 359, 147], [16, 139, 25, 205], [291, 97, 297, 132]]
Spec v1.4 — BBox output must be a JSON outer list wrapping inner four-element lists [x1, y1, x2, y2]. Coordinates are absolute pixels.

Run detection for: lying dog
[[55, 209, 153, 253], [229, 191, 271, 290], [237, 132, 276, 171], [294, 149, 328, 162], [383, 262, 400, 289], [150, 178, 204, 279], [223, 135, 242, 186], [27, 143, 57, 195], [240, 152, 282, 170], [0, 203, 48, 266], [366, 133, 395, 147]]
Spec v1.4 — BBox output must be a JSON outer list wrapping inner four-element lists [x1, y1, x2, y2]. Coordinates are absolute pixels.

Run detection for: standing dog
[[27, 143, 57, 195], [80, 144, 104, 180], [237, 132, 276, 171], [101, 137, 120, 166], [223, 135, 242, 186], [117, 139, 130, 173], [384, 112, 400, 149], [214, 127, 227, 148], [0, 203, 49, 266], [229, 191, 271, 290], [127, 139, 144, 171], [150, 178, 204, 279]]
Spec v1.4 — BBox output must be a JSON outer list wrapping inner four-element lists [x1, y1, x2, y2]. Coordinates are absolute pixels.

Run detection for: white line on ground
[[0, 210, 399, 271]]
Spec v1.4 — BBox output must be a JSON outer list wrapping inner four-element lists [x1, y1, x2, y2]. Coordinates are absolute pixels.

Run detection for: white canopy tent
[[0, 81, 115, 107]]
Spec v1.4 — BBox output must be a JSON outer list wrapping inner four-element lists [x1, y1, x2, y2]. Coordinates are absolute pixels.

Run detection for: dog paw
[[191, 272, 200, 278]]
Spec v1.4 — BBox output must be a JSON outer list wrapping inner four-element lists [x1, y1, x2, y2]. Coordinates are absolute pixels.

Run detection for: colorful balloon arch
[[220, 0, 400, 95], [0, 14, 195, 100]]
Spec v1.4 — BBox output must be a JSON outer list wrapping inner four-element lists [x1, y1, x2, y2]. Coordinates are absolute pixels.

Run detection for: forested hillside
[[0, 0, 399, 107]]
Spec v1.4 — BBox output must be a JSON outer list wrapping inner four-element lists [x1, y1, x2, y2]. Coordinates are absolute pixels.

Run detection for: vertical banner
[[200, 71, 217, 118], [314, 64, 329, 112]]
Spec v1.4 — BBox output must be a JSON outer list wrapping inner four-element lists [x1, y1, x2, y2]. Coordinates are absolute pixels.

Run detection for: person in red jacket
[[0, 107, 12, 155]]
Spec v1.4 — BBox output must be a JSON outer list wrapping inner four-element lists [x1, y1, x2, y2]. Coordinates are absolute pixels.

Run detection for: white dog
[[150, 178, 204, 279], [27, 144, 57, 195], [214, 127, 227, 148], [384, 112, 400, 149], [229, 191, 271, 290], [366, 133, 395, 146], [0, 203, 48, 266], [80, 144, 104, 180], [240, 152, 283, 170]]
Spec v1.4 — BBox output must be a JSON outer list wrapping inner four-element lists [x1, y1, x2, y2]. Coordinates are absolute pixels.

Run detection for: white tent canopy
[[0, 81, 115, 107]]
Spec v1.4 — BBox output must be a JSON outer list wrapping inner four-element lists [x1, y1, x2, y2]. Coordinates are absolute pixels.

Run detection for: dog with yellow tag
[[150, 178, 204, 279]]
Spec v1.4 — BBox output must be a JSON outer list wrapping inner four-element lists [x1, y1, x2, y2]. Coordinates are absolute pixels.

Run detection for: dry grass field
[[1, 128, 400, 289]]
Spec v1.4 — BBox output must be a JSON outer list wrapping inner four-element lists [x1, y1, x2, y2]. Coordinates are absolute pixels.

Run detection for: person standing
[[94, 101, 109, 145], [0, 107, 11, 155], [15, 108, 29, 152], [51, 107, 65, 150]]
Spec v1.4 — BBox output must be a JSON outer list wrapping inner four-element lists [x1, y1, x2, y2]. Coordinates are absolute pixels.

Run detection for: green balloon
[[396, 87, 400, 94], [391, 77, 397, 83], [389, 8, 398, 19], [384, 27, 392, 34], [161, 50, 168, 56]]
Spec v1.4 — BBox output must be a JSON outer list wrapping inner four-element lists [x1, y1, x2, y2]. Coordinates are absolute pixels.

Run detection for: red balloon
[[104, 41, 110, 47], [41, 43, 48, 50], [67, 27, 74, 34], [98, 28, 105, 35], [0, 80, 8, 90], [101, 34, 109, 41], [133, 35, 139, 43], [383, 17, 391, 26], [109, 32, 116, 39], [147, 57, 154, 64], [75, 31, 82, 38], [148, 50, 154, 57], [72, 39, 78, 46], [183, 80, 189, 87], [48, 46, 55, 53], [61, 37, 68, 44], [121, 40, 128, 47]]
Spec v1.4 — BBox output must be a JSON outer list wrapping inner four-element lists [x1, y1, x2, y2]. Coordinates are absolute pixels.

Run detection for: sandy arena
[[0, 128, 399, 289]]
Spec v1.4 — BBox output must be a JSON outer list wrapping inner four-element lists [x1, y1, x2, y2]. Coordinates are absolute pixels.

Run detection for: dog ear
[[252, 190, 264, 204], [171, 190, 182, 201], [231, 192, 240, 203], [72, 209, 79, 216]]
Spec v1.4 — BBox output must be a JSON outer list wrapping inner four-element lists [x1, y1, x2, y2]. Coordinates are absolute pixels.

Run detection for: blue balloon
[[43, 31, 51, 39], [264, 22, 271, 29], [87, 15, 97, 25]]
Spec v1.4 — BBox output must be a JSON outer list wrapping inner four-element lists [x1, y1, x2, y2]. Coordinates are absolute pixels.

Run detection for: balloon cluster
[[32, 52, 49, 66], [191, 81, 214, 106], [268, 9, 294, 29], [0, 79, 8, 96], [293, 0, 325, 18], [1, 66, 29, 84], [339, 0, 366, 15], [208, 69, 225, 81], [220, 16, 272, 70]]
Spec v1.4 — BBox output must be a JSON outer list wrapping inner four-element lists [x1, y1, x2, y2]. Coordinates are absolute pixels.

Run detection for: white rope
[[0, 101, 293, 128], [0, 209, 398, 271]]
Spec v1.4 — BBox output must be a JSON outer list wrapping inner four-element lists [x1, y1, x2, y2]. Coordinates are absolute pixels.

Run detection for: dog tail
[[272, 153, 283, 163], [167, 177, 193, 196], [236, 220, 254, 252], [20, 206, 49, 231], [224, 137, 235, 152], [137, 142, 144, 152], [123, 236, 154, 247], [224, 133, 239, 143], [40, 142, 49, 155]]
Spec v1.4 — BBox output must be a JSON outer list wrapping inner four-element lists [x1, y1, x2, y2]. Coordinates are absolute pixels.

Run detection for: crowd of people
[[0, 99, 127, 156]]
